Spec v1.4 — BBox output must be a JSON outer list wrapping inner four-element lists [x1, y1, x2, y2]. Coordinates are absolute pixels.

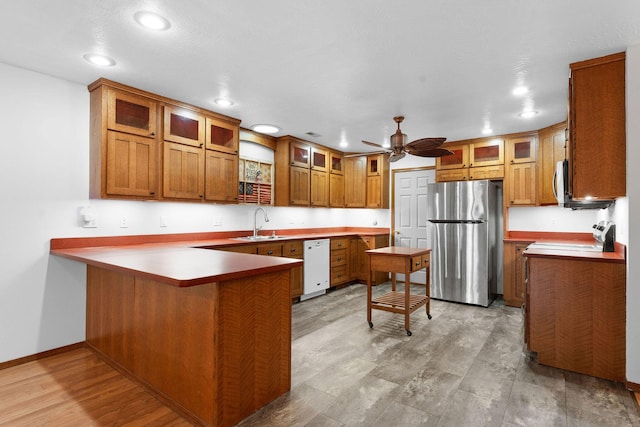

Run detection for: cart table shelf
[[366, 246, 431, 336]]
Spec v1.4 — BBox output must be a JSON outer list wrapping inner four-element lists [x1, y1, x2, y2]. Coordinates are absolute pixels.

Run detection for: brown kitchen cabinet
[[569, 52, 626, 200], [106, 88, 158, 138], [330, 237, 350, 287], [104, 131, 158, 198], [205, 116, 239, 154], [330, 152, 343, 175], [436, 139, 504, 182], [163, 104, 205, 148], [503, 240, 533, 307], [204, 150, 238, 203], [283, 240, 304, 298], [274, 136, 316, 206], [505, 134, 537, 206], [289, 166, 311, 206], [350, 235, 389, 284], [89, 78, 241, 204], [163, 141, 205, 200], [366, 154, 390, 209], [537, 122, 566, 205], [310, 169, 329, 207], [329, 173, 345, 207], [343, 156, 367, 207], [526, 254, 626, 382]]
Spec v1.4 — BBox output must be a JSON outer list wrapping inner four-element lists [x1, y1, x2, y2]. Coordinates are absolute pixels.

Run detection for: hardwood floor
[[0, 346, 191, 426]]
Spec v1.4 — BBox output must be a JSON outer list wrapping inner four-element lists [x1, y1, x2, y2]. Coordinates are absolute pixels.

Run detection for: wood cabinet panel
[[538, 123, 566, 205], [507, 162, 536, 206], [436, 168, 468, 182], [163, 105, 205, 147], [569, 52, 626, 200], [506, 135, 537, 164], [329, 173, 345, 207], [289, 166, 311, 206], [163, 141, 204, 200], [106, 131, 158, 197], [503, 241, 533, 307], [205, 116, 238, 154], [205, 150, 238, 203], [344, 157, 367, 207], [470, 139, 504, 167], [106, 89, 158, 138], [468, 165, 504, 180], [527, 256, 626, 382], [310, 170, 328, 207]]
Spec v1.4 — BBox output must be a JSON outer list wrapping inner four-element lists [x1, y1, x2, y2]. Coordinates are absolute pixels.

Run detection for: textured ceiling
[[1, 0, 639, 153]]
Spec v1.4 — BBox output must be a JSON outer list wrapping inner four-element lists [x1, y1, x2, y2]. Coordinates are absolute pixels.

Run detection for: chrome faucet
[[253, 207, 269, 237]]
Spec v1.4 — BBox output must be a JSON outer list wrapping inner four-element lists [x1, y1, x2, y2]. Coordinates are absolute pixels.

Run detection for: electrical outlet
[[119, 216, 128, 228], [160, 216, 168, 227], [213, 216, 222, 226]]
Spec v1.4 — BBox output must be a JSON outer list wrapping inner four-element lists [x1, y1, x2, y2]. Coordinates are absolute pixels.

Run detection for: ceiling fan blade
[[405, 137, 447, 151], [405, 148, 455, 158], [388, 151, 406, 162], [362, 140, 387, 149]]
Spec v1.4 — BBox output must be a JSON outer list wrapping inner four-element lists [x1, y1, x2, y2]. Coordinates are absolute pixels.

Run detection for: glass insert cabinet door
[[330, 153, 343, 174], [437, 145, 469, 169], [163, 105, 205, 147], [107, 89, 158, 138], [507, 136, 537, 164], [290, 142, 310, 168], [469, 139, 504, 167], [311, 147, 328, 172], [205, 117, 238, 154]]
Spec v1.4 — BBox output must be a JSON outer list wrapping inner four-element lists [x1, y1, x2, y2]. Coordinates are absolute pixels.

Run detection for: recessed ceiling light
[[512, 86, 529, 96], [134, 11, 171, 31], [339, 141, 348, 148], [214, 98, 234, 107], [83, 53, 116, 67], [482, 127, 493, 135], [251, 124, 280, 134], [518, 110, 539, 119]]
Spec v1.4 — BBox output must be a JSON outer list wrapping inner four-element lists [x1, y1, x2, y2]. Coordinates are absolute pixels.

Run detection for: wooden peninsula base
[[86, 265, 291, 427]]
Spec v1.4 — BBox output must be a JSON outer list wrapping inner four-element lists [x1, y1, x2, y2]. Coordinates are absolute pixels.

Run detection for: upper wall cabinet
[[436, 139, 504, 182], [537, 122, 566, 205], [569, 52, 626, 200], [106, 89, 158, 138], [89, 78, 240, 203], [163, 105, 205, 147]]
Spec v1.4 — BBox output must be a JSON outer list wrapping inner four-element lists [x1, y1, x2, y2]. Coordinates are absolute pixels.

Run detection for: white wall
[[626, 44, 639, 385], [0, 62, 389, 363]]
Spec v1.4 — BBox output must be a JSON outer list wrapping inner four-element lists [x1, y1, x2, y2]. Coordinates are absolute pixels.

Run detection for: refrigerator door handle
[[427, 219, 485, 224]]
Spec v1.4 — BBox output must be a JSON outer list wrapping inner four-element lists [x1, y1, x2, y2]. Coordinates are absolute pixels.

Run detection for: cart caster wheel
[[368, 321, 373, 328], [406, 330, 412, 336], [427, 314, 432, 320]]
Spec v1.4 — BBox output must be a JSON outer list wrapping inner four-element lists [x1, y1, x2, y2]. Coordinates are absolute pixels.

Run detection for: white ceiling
[[2, 1, 639, 153]]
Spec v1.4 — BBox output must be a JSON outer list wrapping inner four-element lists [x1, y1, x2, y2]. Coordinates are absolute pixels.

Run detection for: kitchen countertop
[[505, 231, 626, 263], [50, 227, 390, 287]]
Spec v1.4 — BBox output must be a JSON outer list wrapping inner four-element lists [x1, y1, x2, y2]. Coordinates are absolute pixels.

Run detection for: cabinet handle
[[510, 159, 514, 163], [337, 257, 342, 261], [469, 163, 472, 167], [267, 250, 273, 255], [150, 132, 156, 136], [149, 191, 155, 195], [415, 261, 421, 266], [338, 243, 342, 247], [199, 195, 204, 198], [199, 143, 203, 147], [511, 200, 514, 204], [290, 248, 296, 253]]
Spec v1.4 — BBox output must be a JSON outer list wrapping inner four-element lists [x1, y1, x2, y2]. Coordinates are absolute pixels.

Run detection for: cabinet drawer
[[331, 248, 348, 266], [409, 254, 430, 272], [283, 240, 303, 259], [331, 264, 349, 285], [257, 243, 282, 257], [469, 165, 504, 180], [331, 238, 350, 250], [436, 168, 468, 182]]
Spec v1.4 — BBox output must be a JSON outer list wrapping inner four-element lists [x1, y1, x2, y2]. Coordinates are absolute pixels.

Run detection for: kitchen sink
[[526, 242, 602, 252], [232, 235, 288, 241]]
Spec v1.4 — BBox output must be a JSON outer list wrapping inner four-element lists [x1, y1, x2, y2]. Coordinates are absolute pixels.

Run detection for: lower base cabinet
[[526, 255, 626, 382], [503, 241, 533, 307]]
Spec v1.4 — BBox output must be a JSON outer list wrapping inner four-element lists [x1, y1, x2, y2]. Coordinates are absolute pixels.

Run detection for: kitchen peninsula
[[50, 227, 388, 427]]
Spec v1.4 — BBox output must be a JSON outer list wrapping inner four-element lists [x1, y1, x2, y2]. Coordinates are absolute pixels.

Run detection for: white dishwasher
[[300, 238, 330, 301]]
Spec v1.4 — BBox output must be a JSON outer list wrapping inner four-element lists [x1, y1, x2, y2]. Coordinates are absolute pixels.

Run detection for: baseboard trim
[[628, 381, 640, 393], [0, 342, 85, 370]]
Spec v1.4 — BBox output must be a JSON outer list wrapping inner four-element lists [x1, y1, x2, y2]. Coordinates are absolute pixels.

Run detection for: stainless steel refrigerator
[[427, 180, 502, 307]]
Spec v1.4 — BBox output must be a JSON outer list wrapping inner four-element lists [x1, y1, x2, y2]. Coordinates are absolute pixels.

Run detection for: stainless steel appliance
[[427, 180, 501, 307], [300, 238, 330, 301], [527, 220, 616, 253], [554, 160, 614, 210]]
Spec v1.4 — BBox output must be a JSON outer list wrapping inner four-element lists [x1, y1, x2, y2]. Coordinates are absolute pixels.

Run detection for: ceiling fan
[[349, 116, 453, 162]]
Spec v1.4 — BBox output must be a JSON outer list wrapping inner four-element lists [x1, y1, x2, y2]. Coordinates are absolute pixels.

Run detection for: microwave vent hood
[[561, 198, 614, 210], [555, 160, 615, 210]]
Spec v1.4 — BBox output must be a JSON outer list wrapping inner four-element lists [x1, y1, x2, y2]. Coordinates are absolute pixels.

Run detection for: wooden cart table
[[366, 246, 431, 336]]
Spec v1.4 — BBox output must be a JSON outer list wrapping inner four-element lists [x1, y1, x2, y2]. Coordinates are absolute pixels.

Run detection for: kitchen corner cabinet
[[505, 134, 537, 206], [538, 122, 566, 205], [569, 52, 626, 200], [344, 156, 367, 207], [526, 255, 626, 382], [283, 241, 304, 298], [503, 240, 533, 307], [89, 78, 241, 204], [366, 155, 390, 209]]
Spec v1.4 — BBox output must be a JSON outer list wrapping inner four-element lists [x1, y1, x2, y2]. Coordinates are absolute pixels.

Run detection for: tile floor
[[238, 282, 640, 427]]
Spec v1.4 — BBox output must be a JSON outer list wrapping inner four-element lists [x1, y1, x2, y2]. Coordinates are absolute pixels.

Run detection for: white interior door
[[393, 168, 435, 284]]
